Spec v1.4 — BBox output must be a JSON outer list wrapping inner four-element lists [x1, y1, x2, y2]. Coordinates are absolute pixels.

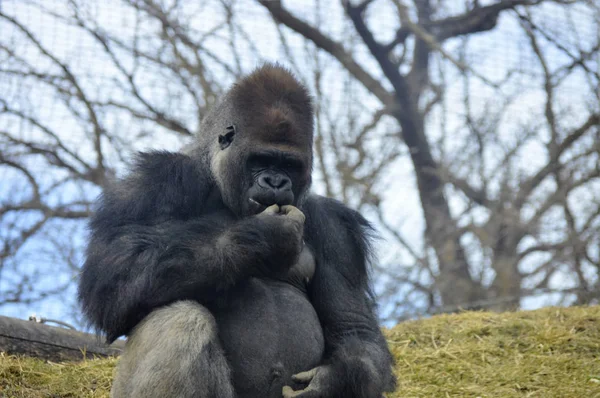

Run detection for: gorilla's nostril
[[260, 174, 291, 190]]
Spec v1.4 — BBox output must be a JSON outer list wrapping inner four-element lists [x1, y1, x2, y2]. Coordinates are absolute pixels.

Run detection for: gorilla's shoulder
[[303, 195, 374, 249], [93, 151, 212, 229], [303, 195, 371, 229], [303, 195, 374, 283]]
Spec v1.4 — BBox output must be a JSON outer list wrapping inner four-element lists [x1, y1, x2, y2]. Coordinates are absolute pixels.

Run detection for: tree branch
[[257, 0, 394, 107]]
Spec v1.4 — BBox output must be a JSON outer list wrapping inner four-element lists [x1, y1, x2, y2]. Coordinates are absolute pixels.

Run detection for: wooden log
[[0, 315, 124, 361]]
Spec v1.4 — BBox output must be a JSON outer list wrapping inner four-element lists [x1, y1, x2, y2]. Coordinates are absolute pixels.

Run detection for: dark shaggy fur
[[79, 64, 395, 398]]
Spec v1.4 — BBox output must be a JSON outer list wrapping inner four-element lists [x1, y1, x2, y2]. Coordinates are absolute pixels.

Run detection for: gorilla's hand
[[282, 366, 333, 398], [279, 204, 306, 224], [253, 204, 305, 276], [257, 204, 305, 236], [282, 359, 386, 398], [259, 204, 305, 223]]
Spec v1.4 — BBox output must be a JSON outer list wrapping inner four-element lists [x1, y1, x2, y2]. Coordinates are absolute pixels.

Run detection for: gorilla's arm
[[296, 196, 395, 398], [79, 151, 302, 342]]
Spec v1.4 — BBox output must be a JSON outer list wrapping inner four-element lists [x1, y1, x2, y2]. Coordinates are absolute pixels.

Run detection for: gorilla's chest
[[211, 247, 324, 398]]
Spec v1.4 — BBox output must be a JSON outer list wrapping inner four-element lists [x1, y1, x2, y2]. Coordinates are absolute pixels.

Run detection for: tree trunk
[[490, 223, 523, 311], [0, 315, 123, 361], [394, 108, 482, 307]]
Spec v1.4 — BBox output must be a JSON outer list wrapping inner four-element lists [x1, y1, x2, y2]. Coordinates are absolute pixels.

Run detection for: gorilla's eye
[[218, 125, 236, 150]]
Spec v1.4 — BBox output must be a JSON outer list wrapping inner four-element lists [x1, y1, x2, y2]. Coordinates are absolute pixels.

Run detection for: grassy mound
[[387, 306, 600, 397], [0, 354, 116, 397], [1, 306, 599, 397]]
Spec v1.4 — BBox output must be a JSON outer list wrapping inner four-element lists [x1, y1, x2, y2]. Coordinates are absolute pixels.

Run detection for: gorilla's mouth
[[248, 198, 269, 214], [249, 198, 265, 206], [248, 193, 294, 215]]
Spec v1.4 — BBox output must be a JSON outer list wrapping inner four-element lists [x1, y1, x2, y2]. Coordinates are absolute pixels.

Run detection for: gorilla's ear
[[218, 125, 236, 150]]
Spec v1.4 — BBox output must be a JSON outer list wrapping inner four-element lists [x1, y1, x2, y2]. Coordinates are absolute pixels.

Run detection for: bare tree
[[258, 0, 600, 317], [0, 0, 598, 323], [0, 0, 233, 316]]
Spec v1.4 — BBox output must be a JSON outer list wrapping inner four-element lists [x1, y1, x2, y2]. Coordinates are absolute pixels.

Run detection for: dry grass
[[0, 353, 116, 397], [1, 306, 599, 397], [386, 306, 600, 397]]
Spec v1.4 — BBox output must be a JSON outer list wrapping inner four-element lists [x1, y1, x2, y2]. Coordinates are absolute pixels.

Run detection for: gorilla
[[78, 64, 395, 398]]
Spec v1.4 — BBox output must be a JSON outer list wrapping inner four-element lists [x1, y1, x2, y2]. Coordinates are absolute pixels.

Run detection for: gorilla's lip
[[249, 197, 292, 215], [248, 198, 269, 214]]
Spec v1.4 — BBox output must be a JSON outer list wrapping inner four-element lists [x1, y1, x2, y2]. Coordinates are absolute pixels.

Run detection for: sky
[[0, 0, 598, 328]]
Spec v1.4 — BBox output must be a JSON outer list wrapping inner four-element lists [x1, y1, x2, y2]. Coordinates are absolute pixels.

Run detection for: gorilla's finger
[[282, 385, 319, 398], [260, 204, 280, 215], [291, 367, 318, 383], [282, 385, 298, 398], [279, 205, 299, 214], [280, 205, 305, 224]]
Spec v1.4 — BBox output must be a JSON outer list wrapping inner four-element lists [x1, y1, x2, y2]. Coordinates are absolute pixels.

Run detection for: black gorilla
[[78, 64, 395, 398]]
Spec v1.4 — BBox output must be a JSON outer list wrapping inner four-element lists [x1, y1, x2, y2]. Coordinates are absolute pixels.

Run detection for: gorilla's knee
[[111, 301, 235, 398]]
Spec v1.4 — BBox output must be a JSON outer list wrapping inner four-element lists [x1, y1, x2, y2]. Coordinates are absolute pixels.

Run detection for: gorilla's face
[[244, 148, 309, 215], [211, 120, 312, 218], [203, 64, 314, 218]]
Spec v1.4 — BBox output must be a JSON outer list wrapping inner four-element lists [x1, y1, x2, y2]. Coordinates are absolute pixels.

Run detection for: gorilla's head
[[195, 64, 314, 217]]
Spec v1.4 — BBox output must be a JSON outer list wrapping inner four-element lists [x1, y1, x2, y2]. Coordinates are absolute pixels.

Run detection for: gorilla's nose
[[259, 174, 291, 191]]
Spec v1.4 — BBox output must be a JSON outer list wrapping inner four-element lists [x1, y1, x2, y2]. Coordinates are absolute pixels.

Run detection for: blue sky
[[0, 0, 598, 329]]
